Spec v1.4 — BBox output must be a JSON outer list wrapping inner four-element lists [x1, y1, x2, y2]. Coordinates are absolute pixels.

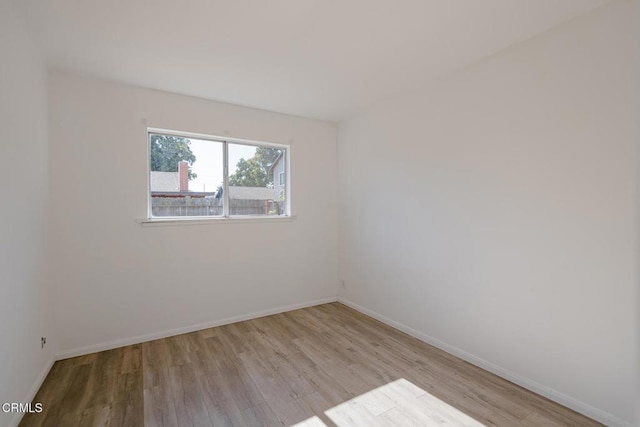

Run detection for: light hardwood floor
[[20, 303, 601, 426]]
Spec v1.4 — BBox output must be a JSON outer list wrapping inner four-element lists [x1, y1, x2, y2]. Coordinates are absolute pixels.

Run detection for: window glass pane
[[149, 134, 223, 217], [228, 143, 286, 216]]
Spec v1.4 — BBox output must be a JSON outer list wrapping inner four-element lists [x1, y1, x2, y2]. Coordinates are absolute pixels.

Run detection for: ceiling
[[15, 0, 609, 121]]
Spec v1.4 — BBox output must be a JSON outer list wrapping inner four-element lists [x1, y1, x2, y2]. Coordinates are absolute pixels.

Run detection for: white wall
[[0, 1, 55, 426], [48, 72, 338, 356], [338, 1, 638, 425]]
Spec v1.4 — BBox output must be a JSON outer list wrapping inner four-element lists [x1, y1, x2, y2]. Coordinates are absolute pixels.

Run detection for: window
[[148, 130, 289, 219]]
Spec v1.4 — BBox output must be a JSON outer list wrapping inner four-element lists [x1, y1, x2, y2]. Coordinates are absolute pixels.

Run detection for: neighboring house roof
[[228, 186, 275, 200], [151, 172, 274, 200], [267, 152, 284, 174], [150, 171, 179, 192]]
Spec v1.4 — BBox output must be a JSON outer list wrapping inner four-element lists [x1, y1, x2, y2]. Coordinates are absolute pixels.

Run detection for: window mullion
[[222, 141, 230, 218]]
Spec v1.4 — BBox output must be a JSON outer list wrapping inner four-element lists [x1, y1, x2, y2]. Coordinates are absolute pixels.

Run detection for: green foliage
[[228, 147, 282, 187], [150, 134, 197, 180]]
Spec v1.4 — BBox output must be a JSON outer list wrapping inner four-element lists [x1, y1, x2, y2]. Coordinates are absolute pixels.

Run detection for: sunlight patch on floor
[[294, 378, 485, 426], [291, 415, 328, 427]]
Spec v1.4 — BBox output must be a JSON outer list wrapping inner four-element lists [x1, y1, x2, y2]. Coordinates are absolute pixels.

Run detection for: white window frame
[[145, 128, 292, 224], [279, 171, 286, 186]]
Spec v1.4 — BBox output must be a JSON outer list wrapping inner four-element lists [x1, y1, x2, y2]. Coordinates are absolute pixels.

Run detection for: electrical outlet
[[41, 337, 46, 348]]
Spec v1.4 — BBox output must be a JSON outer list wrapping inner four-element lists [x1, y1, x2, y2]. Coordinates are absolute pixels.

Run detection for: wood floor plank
[[167, 363, 213, 427], [239, 402, 283, 427], [282, 351, 354, 407], [238, 350, 309, 424], [20, 303, 602, 427]]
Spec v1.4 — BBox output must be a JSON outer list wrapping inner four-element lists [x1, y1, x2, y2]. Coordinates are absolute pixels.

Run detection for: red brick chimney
[[178, 161, 189, 192]]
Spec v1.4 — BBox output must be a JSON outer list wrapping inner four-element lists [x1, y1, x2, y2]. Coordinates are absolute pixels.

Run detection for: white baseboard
[[57, 296, 338, 360], [337, 297, 632, 427], [10, 356, 55, 427]]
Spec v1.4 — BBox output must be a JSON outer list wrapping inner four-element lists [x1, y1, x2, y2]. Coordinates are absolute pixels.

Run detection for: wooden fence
[[151, 196, 284, 217]]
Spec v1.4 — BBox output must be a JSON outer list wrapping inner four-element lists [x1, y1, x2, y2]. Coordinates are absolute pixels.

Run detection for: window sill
[[137, 215, 297, 227]]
